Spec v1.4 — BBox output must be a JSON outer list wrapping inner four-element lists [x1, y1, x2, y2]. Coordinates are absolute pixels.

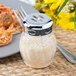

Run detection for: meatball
[[0, 12, 13, 27]]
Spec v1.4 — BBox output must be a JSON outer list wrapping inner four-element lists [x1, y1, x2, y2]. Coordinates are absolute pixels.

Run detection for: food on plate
[[0, 12, 13, 27], [0, 5, 10, 13], [7, 22, 22, 34], [0, 4, 22, 46], [0, 29, 13, 46]]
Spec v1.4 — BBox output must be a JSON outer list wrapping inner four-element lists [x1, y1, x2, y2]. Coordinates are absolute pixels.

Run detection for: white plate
[[0, 0, 38, 58]]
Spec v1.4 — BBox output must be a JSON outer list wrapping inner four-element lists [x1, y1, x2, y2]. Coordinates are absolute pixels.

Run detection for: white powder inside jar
[[20, 32, 56, 68]]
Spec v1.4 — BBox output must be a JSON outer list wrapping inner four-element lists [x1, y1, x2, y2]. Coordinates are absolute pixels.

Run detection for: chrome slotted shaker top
[[24, 13, 53, 36]]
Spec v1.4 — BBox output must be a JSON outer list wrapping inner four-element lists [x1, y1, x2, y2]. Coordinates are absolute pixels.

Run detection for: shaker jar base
[[23, 61, 52, 69], [20, 32, 56, 69]]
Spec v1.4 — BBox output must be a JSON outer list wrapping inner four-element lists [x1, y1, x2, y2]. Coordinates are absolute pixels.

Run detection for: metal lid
[[24, 13, 53, 36], [26, 13, 51, 25]]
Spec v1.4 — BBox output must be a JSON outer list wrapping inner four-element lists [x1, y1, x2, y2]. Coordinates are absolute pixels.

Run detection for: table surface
[[0, 26, 76, 76]]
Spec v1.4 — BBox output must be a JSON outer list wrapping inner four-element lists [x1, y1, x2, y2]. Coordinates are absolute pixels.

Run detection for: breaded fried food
[[0, 30, 13, 46], [0, 12, 13, 27]]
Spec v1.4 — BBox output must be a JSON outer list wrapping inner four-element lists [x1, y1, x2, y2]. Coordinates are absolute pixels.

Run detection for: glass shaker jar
[[19, 13, 56, 68]]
